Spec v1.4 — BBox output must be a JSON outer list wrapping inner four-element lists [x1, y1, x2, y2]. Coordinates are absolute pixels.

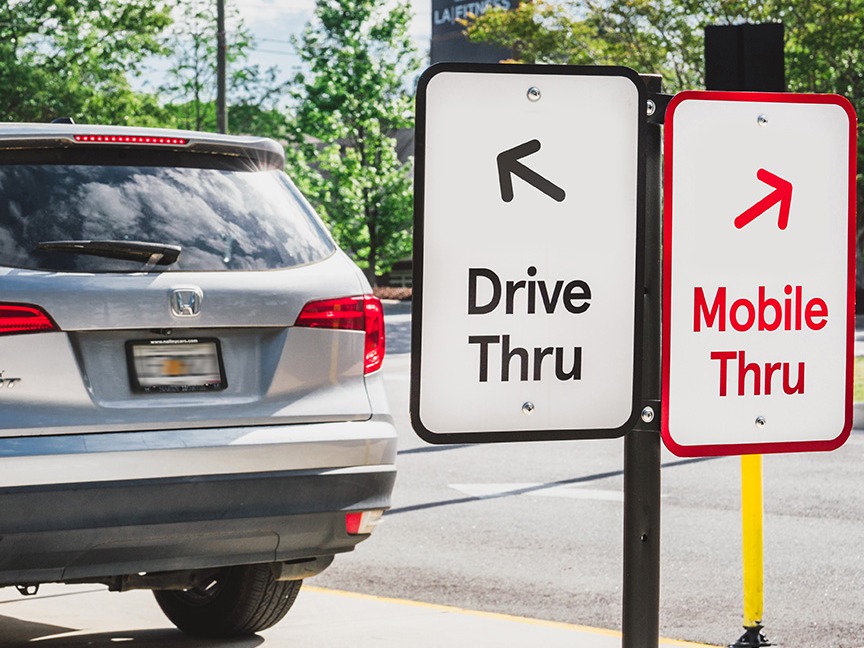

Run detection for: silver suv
[[0, 123, 397, 637]]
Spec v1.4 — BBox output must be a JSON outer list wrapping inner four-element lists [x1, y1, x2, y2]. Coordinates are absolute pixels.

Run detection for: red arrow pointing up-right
[[734, 168, 793, 230]]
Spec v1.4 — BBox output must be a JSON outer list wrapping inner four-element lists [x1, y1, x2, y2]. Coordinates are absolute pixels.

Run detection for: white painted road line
[[450, 482, 628, 502]]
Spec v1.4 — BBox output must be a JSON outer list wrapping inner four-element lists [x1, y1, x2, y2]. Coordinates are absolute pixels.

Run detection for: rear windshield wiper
[[36, 240, 181, 267]]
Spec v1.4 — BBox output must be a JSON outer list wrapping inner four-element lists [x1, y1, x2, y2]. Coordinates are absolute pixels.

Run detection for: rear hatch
[[0, 127, 380, 436]]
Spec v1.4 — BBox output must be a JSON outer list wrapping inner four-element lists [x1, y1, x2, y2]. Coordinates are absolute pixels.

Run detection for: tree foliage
[[464, 0, 705, 90], [0, 0, 172, 124], [288, 0, 421, 282]]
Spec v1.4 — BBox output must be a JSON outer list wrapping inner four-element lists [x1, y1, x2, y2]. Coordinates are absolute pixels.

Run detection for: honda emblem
[[170, 288, 203, 317]]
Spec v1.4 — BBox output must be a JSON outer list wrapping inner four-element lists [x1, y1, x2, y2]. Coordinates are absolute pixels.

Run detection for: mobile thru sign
[[411, 64, 646, 443], [662, 91, 856, 456]]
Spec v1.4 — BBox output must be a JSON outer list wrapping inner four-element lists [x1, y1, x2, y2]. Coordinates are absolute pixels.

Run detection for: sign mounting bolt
[[641, 406, 655, 423], [757, 114, 768, 127], [646, 99, 656, 117], [522, 402, 535, 415], [527, 87, 541, 102], [755, 416, 766, 428]]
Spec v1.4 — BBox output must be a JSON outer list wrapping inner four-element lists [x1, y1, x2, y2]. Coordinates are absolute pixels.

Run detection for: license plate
[[126, 338, 227, 393]]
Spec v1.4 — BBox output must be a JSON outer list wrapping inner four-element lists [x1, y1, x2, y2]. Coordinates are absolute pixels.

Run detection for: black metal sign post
[[622, 74, 664, 648]]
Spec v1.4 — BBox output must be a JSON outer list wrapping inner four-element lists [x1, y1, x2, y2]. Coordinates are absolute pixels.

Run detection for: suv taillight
[[295, 295, 385, 374], [0, 304, 57, 335]]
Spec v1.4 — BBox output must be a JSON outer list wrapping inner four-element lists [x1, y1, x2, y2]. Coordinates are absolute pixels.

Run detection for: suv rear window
[[0, 160, 335, 272]]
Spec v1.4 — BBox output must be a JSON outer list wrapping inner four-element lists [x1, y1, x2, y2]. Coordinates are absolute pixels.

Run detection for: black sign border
[[410, 62, 648, 444]]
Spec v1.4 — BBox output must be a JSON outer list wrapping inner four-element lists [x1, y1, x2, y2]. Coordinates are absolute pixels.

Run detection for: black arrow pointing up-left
[[497, 139, 566, 203]]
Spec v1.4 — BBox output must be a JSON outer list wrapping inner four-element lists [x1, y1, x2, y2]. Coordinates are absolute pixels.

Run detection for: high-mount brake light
[[295, 295, 386, 374], [73, 135, 189, 146], [0, 304, 57, 336]]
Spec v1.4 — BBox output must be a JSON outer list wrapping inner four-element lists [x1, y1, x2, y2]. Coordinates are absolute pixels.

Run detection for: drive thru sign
[[411, 64, 646, 444], [662, 91, 856, 456]]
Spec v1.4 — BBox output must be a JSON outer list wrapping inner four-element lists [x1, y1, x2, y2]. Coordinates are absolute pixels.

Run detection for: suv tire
[[153, 563, 302, 637]]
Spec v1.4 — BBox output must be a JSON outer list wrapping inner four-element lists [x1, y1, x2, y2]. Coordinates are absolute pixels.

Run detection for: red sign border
[[662, 90, 857, 457]]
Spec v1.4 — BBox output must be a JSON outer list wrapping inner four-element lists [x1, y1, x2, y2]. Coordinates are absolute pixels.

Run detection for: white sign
[[662, 91, 856, 457], [411, 64, 645, 443]]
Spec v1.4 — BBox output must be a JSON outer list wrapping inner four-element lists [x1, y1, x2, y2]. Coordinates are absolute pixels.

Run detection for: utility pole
[[216, 0, 227, 133]]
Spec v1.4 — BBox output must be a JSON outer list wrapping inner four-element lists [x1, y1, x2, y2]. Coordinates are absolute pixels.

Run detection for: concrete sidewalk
[[291, 586, 717, 647], [0, 583, 717, 647]]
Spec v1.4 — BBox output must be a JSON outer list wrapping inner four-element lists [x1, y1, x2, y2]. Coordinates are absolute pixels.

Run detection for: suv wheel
[[153, 564, 302, 637]]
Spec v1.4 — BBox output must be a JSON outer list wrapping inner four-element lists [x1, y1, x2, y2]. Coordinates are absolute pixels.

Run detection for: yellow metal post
[[741, 453, 763, 627], [733, 454, 771, 647]]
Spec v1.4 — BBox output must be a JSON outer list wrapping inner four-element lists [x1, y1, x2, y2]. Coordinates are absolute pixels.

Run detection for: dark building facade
[[430, 0, 519, 64]]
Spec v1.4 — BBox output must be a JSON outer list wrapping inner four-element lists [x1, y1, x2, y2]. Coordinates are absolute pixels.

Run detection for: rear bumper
[[0, 418, 397, 586], [0, 464, 396, 586], [0, 418, 397, 487]]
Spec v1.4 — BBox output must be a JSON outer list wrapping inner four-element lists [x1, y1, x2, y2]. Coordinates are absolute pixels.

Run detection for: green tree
[[0, 0, 172, 124], [288, 0, 421, 283], [159, 0, 290, 135], [464, 0, 705, 91], [461, 0, 600, 65]]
